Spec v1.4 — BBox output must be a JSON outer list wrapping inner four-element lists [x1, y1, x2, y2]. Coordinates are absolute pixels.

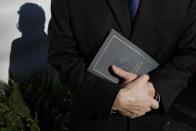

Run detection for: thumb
[[112, 65, 137, 82]]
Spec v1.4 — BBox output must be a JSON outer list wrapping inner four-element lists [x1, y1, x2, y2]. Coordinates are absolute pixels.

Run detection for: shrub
[[0, 80, 39, 130]]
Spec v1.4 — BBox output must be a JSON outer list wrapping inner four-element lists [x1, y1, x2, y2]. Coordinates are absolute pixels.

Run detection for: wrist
[[112, 88, 124, 111], [112, 95, 119, 111]]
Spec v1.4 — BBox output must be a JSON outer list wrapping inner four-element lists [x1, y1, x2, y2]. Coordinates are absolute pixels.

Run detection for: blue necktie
[[129, 0, 140, 19]]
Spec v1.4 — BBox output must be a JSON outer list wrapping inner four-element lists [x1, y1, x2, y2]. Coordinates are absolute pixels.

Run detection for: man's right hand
[[112, 66, 159, 118]]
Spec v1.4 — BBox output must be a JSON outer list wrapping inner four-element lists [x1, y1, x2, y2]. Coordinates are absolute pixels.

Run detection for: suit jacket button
[[166, 121, 171, 125]]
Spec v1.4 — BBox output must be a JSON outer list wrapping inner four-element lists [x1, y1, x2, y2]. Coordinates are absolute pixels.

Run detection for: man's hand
[[112, 65, 159, 118]]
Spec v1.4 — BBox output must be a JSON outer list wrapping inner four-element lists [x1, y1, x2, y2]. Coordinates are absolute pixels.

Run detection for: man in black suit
[[48, 0, 196, 131]]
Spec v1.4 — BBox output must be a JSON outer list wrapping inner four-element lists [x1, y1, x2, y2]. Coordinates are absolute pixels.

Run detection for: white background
[[0, 0, 51, 82]]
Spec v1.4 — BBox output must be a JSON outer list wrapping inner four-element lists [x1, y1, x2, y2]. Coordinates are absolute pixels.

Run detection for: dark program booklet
[[87, 29, 159, 84]]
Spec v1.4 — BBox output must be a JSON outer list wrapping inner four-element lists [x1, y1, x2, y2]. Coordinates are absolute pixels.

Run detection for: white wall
[[0, 0, 51, 82]]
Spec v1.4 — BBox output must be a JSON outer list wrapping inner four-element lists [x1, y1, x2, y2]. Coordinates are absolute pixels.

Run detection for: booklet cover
[[87, 29, 159, 84]]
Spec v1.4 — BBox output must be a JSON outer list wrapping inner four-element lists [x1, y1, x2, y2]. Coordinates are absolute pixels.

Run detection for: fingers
[[121, 111, 145, 119], [132, 74, 150, 85], [112, 65, 137, 82], [121, 111, 136, 119], [149, 98, 159, 109], [122, 102, 152, 118], [122, 106, 151, 118]]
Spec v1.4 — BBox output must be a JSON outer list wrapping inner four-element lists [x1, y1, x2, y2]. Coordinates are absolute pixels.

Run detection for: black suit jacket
[[48, 0, 196, 131]]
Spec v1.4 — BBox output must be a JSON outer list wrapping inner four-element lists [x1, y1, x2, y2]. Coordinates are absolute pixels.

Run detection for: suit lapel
[[106, 0, 131, 37]]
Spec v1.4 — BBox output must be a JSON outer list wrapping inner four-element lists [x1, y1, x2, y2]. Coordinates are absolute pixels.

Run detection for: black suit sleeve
[[48, 0, 120, 120], [149, 1, 196, 112]]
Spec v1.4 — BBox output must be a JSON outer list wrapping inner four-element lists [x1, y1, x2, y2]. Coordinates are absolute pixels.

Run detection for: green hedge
[[0, 72, 71, 131], [0, 80, 39, 131]]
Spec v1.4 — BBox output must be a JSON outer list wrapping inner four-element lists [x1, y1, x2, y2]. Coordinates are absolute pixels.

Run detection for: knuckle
[[148, 83, 154, 91], [148, 82, 153, 87], [141, 112, 146, 116], [146, 102, 152, 108], [142, 74, 150, 80], [125, 73, 130, 79], [130, 115, 136, 119], [122, 112, 128, 117], [146, 107, 151, 112], [128, 73, 136, 79]]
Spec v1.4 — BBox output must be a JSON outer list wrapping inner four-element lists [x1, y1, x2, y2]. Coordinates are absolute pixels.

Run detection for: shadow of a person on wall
[[9, 3, 49, 84], [8, 3, 66, 131]]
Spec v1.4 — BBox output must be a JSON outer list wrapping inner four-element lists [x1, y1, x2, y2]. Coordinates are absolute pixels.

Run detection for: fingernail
[[112, 65, 117, 69]]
